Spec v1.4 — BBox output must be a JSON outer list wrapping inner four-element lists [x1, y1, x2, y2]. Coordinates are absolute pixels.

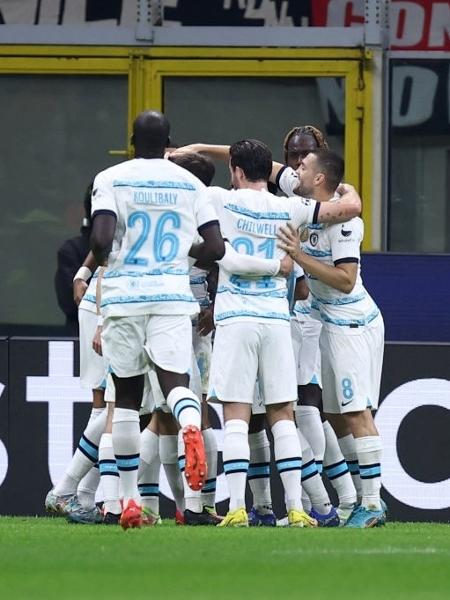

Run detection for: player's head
[[131, 110, 170, 158], [283, 125, 328, 170], [296, 149, 344, 197], [82, 181, 94, 231], [229, 139, 272, 189], [168, 152, 215, 186]]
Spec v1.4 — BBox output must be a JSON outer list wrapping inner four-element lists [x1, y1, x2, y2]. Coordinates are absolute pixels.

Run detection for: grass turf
[[0, 519, 449, 599]]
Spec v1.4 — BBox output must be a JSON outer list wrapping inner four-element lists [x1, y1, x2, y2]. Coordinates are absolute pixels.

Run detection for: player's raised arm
[[316, 184, 361, 225], [171, 143, 230, 162]]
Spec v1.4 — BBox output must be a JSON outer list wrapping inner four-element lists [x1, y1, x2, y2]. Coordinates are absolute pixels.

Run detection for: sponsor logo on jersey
[[341, 227, 352, 237]]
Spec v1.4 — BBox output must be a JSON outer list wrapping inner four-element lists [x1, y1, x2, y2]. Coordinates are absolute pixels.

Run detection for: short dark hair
[[229, 139, 272, 182], [169, 152, 215, 186], [311, 149, 344, 193]]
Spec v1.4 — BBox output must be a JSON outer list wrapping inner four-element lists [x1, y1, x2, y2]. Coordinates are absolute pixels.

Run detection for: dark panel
[[0, 339, 9, 511], [377, 343, 450, 522], [362, 254, 450, 342], [3, 338, 91, 516]]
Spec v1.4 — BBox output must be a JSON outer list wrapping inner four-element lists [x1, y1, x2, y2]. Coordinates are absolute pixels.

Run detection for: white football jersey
[[91, 158, 217, 318], [207, 186, 319, 325], [189, 266, 209, 310], [278, 167, 380, 331], [79, 267, 100, 314]]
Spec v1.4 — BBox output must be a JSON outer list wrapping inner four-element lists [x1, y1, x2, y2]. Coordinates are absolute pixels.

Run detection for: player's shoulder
[[327, 216, 363, 240]]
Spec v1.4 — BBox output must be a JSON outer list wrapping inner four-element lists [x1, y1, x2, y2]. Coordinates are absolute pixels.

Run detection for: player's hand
[[73, 279, 88, 305], [197, 307, 215, 337], [278, 254, 294, 277], [336, 182, 356, 196], [277, 224, 301, 260], [92, 326, 103, 356]]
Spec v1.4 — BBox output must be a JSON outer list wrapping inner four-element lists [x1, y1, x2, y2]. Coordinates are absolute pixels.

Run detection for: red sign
[[312, 0, 450, 51]]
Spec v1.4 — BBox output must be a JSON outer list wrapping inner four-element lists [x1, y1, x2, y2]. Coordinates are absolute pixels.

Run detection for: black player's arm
[[54, 242, 79, 319], [90, 212, 117, 266], [206, 265, 219, 305], [294, 275, 309, 301], [189, 221, 225, 267], [80, 251, 97, 273]]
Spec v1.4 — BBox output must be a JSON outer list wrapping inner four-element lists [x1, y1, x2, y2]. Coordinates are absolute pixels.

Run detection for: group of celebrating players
[[45, 110, 386, 529]]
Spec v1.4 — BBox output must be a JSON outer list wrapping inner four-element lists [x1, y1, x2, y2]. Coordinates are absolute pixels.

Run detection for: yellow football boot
[[217, 507, 249, 527]]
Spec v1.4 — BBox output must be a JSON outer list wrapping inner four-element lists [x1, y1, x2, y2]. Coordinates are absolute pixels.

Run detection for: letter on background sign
[[391, 66, 438, 127], [27, 341, 91, 485], [375, 378, 450, 510]]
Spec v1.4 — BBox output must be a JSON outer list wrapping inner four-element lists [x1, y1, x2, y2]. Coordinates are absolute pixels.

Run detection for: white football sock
[[138, 429, 160, 514], [223, 419, 249, 511], [178, 430, 202, 513], [201, 428, 218, 508], [272, 420, 302, 512], [77, 466, 100, 510], [338, 433, 362, 501], [54, 407, 107, 496], [322, 421, 357, 507], [298, 429, 331, 515], [167, 387, 201, 429], [160, 434, 185, 512], [355, 436, 382, 510], [112, 408, 140, 504], [99, 433, 121, 515], [248, 430, 272, 509], [295, 405, 326, 473]]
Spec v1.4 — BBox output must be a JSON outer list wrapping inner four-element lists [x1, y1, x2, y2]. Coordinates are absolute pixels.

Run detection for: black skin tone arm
[[189, 222, 225, 268], [90, 213, 117, 266]]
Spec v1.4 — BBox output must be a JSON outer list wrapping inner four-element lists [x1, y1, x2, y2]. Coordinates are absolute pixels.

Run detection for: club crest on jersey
[[309, 232, 319, 246], [300, 228, 309, 243]]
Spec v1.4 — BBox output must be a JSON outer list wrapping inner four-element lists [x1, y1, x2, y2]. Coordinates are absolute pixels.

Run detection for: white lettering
[[317, 78, 345, 126], [429, 3, 450, 48], [27, 341, 91, 485], [390, 1, 425, 47], [375, 379, 450, 510], [327, 0, 364, 27], [391, 66, 438, 127]]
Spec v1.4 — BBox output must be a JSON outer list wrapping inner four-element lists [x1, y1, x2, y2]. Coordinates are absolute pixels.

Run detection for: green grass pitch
[[1, 518, 449, 599]]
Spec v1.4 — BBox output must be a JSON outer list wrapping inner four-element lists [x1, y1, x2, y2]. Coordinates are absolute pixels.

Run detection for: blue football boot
[[345, 504, 386, 528], [309, 506, 340, 527], [248, 506, 277, 527]]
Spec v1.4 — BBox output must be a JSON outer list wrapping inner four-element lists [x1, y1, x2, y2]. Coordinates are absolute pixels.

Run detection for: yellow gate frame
[[0, 46, 373, 248]]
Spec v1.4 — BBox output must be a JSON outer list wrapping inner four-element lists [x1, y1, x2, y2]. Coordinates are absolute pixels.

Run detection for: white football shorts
[[290, 316, 322, 388], [320, 315, 384, 414], [101, 314, 192, 378], [79, 308, 107, 390], [208, 321, 297, 405]]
